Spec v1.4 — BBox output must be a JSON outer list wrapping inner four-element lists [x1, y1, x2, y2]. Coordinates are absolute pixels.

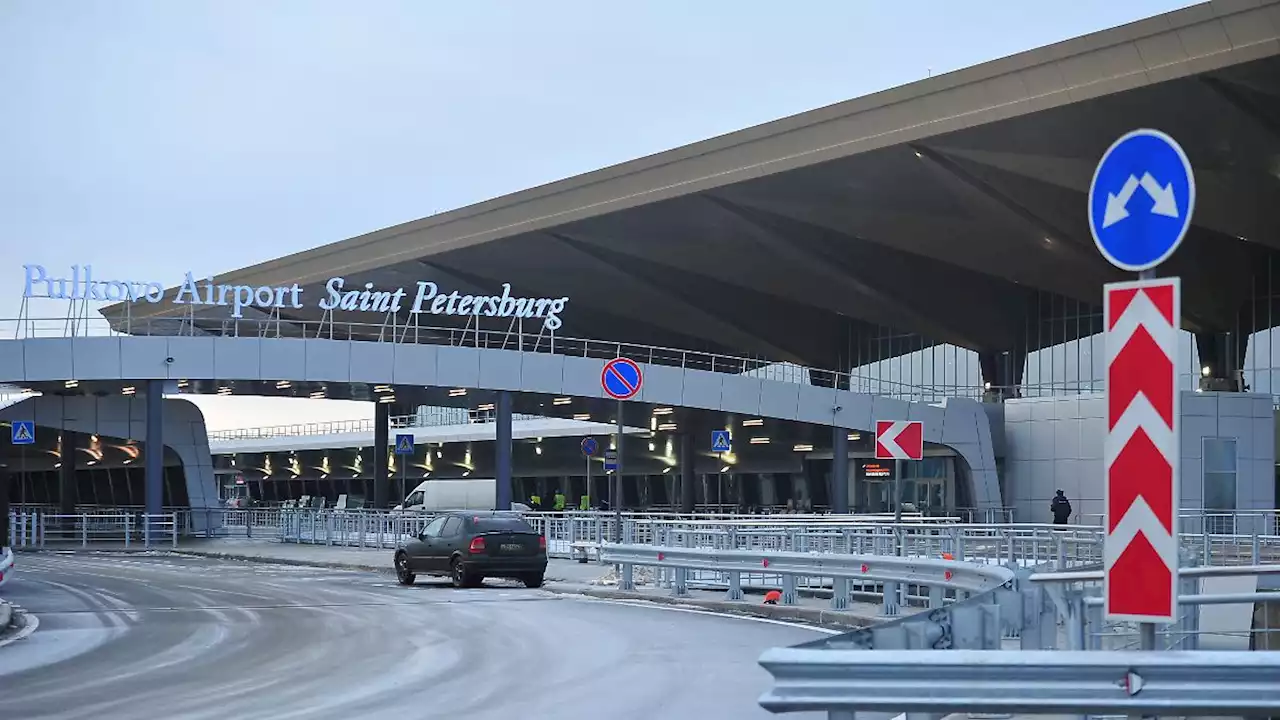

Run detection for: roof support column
[[60, 429, 78, 515], [1195, 331, 1248, 392], [831, 426, 849, 515], [0, 466, 10, 548], [145, 381, 164, 518], [495, 391, 513, 511], [979, 350, 1026, 401], [680, 432, 695, 514], [373, 401, 389, 509]]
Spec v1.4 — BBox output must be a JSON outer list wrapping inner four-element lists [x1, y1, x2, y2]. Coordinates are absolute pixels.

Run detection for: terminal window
[[1202, 437, 1238, 534]]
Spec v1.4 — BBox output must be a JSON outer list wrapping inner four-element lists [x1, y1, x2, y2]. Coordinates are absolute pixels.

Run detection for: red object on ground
[[763, 590, 782, 605]]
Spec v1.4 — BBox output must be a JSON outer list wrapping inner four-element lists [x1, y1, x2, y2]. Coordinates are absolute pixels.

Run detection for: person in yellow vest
[[553, 489, 566, 511], [579, 494, 589, 511], [530, 494, 542, 511]]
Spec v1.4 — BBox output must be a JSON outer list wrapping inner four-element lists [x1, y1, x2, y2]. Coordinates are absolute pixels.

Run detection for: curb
[[170, 549, 391, 574], [0, 601, 38, 649], [540, 585, 876, 630]]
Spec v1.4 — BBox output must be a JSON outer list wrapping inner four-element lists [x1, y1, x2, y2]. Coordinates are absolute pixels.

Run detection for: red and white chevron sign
[[875, 420, 923, 461], [1104, 277, 1180, 623]]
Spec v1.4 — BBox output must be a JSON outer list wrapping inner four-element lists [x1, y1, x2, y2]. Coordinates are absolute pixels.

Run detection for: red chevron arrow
[[1107, 532, 1173, 617], [1107, 427, 1174, 534], [1108, 284, 1176, 329], [1108, 324, 1174, 430]]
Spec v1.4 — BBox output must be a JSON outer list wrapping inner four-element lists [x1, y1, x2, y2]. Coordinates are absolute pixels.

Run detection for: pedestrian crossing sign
[[394, 433, 415, 455], [711, 430, 731, 453], [11, 420, 35, 445]]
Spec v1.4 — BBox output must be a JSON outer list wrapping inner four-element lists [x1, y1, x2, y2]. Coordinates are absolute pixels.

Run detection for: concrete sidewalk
[[169, 538, 888, 629]]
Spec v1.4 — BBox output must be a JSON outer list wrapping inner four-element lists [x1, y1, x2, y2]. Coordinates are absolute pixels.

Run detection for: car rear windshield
[[471, 516, 534, 533]]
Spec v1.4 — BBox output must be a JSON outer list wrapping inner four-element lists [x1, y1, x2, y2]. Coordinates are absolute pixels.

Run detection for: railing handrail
[[0, 314, 1079, 401], [207, 410, 548, 441]]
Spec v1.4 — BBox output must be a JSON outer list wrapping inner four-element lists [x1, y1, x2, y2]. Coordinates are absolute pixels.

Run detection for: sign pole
[[600, 357, 642, 543], [585, 452, 591, 510], [614, 398, 623, 543]]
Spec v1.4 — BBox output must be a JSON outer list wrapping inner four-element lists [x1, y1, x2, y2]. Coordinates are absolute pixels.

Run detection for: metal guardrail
[[7, 512, 180, 549], [601, 544, 1013, 614], [757, 649, 1280, 716]]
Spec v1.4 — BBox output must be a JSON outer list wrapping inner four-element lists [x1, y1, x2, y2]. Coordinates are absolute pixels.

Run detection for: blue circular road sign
[[581, 437, 599, 457], [1088, 128, 1195, 272], [601, 357, 643, 400]]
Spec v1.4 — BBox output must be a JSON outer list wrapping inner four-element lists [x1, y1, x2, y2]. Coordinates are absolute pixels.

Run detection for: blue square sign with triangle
[[394, 433, 415, 455], [11, 420, 35, 445], [711, 430, 731, 453]]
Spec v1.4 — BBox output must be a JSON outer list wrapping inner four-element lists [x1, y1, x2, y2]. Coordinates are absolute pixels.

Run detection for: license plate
[[500, 543, 523, 553]]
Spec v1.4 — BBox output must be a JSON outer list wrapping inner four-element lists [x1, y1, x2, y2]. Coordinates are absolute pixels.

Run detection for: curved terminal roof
[[106, 0, 1280, 371]]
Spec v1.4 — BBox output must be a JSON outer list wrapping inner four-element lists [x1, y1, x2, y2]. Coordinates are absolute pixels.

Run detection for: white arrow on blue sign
[[11, 421, 34, 445], [1088, 128, 1195, 272], [711, 430, 731, 453]]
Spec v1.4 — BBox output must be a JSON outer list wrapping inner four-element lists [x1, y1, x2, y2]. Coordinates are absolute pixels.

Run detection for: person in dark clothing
[[1050, 490, 1072, 525]]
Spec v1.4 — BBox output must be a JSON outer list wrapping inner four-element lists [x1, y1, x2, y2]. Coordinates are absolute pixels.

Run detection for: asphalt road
[[0, 551, 825, 720]]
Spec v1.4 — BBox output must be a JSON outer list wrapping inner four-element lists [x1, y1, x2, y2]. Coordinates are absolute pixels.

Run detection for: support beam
[[59, 429, 78, 515], [680, 432, 696, 513], [495, 390, 513, 510], [145, 380, 164, 516], [831, 427, 849, 514], [374, 401, 390, 508]]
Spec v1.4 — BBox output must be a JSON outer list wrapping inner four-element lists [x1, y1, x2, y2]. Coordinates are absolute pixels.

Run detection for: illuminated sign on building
[[22, 265, 570, 329], [861, 461, 892, 479]]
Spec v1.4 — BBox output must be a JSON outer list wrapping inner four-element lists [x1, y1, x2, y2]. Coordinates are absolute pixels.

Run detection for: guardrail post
[[123, 514, 130, 548], [80, 513, 88, 546], [831, 577, 850, 610], [171, 512, 178, 549], [782, 574, 797, 605], [619, 562, 635, 592], [882, 580, 901, 617], [727, 570, 744, 601], [1253, 532, 1262, 565], [144, 516, 152, 548], [672, 567, 689, 598], [928, 583, 943, 609]]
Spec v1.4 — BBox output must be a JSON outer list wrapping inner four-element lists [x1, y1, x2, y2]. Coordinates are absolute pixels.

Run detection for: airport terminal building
[[3, 1, 1280, 526]]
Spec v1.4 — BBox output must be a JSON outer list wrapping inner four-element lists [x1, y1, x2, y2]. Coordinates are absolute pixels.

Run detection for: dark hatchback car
[[394, 511, 548, 588]]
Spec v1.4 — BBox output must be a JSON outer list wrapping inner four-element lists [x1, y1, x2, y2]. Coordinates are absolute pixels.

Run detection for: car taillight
[[538, 535, 547, 551], [468, 537, 486, 553]]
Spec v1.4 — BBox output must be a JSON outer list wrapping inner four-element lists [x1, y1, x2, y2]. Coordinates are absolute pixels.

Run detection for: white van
[[395, 478, 497, 512]]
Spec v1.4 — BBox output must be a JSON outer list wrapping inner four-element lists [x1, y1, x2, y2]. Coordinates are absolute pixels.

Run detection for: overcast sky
[[0, 0, 1197, 429]]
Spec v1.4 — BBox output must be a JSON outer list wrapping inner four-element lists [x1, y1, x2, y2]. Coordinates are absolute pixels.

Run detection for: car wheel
[[395, 553, 416, 586], [521, 572, 544, 589]]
